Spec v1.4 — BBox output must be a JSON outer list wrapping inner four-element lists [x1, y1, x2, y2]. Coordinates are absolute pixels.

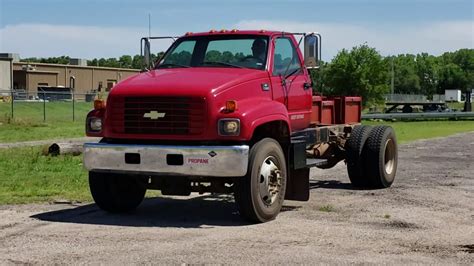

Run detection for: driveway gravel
[[0, 132, 473, 264]]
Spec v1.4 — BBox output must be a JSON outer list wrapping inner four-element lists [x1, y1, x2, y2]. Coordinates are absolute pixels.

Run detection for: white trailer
[[445, 89, 461, 102]]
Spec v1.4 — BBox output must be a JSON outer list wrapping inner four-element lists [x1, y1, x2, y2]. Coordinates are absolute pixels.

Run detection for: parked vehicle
[[83, 30, 398, 223], [445, 89, 462, 102]]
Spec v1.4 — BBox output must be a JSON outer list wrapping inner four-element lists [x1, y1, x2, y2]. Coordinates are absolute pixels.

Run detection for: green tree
[[21, 56, 70, 64], [118, 55, 133, 69], [451, 49, 474, 91], [324, 44, 389, 106], [205, 50, 223, 62], [98, 58, 107, 67], [88, 58, 99, 67], [132, 55, 143, 69], [415, 53, 439, 97], [309, 61, 331, 95], [438, 63, 467, 93], [106, 58, 120, 68], [438, 49, 474, 92], [390, 54, 421, 94]]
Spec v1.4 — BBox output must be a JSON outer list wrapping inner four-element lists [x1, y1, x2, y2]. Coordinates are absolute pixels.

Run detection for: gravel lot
[[0, 132, 473, 264]]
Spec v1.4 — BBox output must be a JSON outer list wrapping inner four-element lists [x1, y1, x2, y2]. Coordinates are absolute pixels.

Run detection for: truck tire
[[89, 171, 146, 213], [362, 126, 398, 188], [345, 125, 372, 187], [234, 138, 287, 223]]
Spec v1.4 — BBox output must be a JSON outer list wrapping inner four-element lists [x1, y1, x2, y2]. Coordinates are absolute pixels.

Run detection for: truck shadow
[[32, 194, 302, 228], [309, 179, 358, 190], [31, 194, 250, 228]]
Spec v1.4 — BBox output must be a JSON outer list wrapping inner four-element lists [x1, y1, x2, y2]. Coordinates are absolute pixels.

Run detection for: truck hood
[[110, 68, 268, 97]]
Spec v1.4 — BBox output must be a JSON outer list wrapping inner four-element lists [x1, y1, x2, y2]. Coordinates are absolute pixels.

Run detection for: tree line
[[21, 47, 473, 106], [311, 46, 473, 105], [21, 53, 165, 70]]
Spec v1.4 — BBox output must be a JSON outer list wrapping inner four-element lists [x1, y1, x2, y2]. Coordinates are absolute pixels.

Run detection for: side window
[[272, 38, 302, 76]]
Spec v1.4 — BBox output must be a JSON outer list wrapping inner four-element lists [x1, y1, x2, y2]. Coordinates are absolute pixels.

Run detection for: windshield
[[156, 35, 269, 70]]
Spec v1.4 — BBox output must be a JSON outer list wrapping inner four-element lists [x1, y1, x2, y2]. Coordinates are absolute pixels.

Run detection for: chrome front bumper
[[83, 143, 249, 177]]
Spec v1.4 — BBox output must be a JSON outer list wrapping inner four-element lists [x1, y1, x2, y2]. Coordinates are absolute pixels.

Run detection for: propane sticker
[[187, 158, 209, 164]]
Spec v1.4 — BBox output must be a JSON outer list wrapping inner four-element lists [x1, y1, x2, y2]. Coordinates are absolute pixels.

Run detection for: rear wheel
[[362, 126, 398, 188], [345, 125, 372, 187], [234, 138, 287, 223], [89, 171, 146, 213]]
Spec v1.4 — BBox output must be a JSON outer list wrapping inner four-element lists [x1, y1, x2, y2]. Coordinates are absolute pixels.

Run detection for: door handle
[[303, 82, 312, 90]]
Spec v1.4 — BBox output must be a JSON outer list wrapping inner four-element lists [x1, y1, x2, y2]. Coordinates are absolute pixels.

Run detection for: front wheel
[[234, 138, 287, 223], [89, 171, 146, 213]]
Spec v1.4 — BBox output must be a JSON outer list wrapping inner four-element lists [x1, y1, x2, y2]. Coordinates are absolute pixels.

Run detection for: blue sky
[[1, 0, 473, 60]]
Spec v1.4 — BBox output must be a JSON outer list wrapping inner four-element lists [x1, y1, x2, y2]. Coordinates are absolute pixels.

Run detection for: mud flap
[[285, 168, 310, 201]]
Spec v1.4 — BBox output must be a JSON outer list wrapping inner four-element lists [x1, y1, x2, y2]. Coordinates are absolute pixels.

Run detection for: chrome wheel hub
[[258, 156, 282, 206], [384, 139, 395, 176]]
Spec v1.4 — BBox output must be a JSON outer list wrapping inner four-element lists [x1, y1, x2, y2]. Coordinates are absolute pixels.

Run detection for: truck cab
[[84, 30, 398, 223]]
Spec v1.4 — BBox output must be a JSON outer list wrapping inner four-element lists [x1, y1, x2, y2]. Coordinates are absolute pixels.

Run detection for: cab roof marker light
[[231, 29, 238, 33], [185, 32, 193, 36], [220, 29, 227, 33], [209, 29, 216, 33]]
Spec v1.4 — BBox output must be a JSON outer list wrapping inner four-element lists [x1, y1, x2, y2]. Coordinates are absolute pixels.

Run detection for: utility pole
[[390, 56, 395, 100]]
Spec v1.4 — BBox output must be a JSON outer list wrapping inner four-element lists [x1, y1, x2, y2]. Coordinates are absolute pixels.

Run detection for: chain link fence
[[0, 89, 99, 123], [1, 90, 456, 123]]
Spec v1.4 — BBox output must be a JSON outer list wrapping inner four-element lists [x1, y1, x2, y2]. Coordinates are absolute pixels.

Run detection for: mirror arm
[[140, 36, 179, 71]]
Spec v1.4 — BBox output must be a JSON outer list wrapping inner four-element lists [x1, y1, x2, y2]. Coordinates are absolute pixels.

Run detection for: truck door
[[270, 36, 312, 131]]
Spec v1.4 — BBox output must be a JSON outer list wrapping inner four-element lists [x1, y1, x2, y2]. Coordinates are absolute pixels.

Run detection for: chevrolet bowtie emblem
[[143, 111, 166, 120]]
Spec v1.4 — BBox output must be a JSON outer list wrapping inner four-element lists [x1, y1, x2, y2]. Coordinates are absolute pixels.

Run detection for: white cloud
[[234, 20, 474, 60], [0, 24, 174, 59]]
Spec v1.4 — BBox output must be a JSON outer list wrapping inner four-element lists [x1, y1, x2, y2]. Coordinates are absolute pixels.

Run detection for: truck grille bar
[[109, 96, 206, 135]]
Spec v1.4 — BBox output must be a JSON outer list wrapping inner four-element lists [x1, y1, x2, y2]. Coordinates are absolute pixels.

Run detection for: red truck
[[83, 30, 398, 223]]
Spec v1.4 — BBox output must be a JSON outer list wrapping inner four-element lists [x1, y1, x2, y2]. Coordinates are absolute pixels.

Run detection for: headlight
[[218, 118, 240, 136], [88, 117, 102, 132]]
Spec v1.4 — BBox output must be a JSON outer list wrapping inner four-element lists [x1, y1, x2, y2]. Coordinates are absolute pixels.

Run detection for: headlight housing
[[218, 118, 240, 136], [87, 117, 102, 132]]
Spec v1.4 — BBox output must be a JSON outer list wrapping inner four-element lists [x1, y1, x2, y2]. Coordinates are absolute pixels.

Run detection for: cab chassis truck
[[83, 30, 398, 223]]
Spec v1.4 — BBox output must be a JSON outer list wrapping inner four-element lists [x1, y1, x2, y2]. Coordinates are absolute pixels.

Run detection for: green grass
[[446, 102, 466, 111], [362, 120, 474, 143], [319, 205, 335, 212], [0, 101, 92, 143], [0, 121, 86, 143], [0, 146, 90, 204], [0, 101, 92, 122], [0, 146, 160, 205]]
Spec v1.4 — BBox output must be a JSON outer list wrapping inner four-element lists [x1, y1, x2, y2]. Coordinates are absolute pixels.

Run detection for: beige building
[[0, 57, 13, 92], [11, 61, 139, 95]]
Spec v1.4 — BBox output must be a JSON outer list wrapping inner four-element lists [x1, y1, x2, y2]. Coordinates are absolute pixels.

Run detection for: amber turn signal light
[[225, 100, 237, 112], [94, 99, 106, 110]]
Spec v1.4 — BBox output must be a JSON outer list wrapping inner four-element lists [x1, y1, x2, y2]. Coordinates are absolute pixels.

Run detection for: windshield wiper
[[284, 68, 300, 80], [201, 61, 246, 69], [156, 63, 191, 69]]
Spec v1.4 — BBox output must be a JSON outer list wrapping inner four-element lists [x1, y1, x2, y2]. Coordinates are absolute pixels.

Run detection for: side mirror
[[141, 38, 151, 70], [304, 33, 321, 69]]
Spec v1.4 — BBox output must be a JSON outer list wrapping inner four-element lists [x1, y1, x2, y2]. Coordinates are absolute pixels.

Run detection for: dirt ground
[[0, 137, 100, 149], [0, 132, 473, 264]]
